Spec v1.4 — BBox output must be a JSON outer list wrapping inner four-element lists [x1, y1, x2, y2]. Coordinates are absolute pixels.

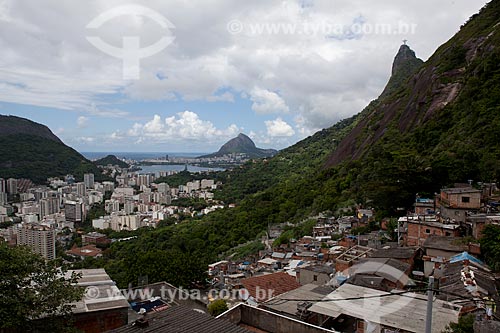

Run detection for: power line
[[265, 288, 428, 306], [264, 286, 499, 307]]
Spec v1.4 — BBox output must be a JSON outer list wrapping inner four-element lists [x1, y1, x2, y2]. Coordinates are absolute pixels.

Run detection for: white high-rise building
[[0, 192, 7, 205], [17, 223, 56, 260], [201, 179, 215, 189], [157, 183, 170, 194], [124, 201, 135, 215], [84, 173, 95, 189], [76, 182, 86, 196], [39, 197, 60, 218]]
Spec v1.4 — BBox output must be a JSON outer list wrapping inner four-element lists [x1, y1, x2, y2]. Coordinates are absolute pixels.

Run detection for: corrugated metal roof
[[264, 284, 333, 317], [308, 284, 460, 333], [107, 305, 251, 333]]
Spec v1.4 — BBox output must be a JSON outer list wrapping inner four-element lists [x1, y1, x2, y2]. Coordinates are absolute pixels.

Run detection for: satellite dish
[[138, 308, 146, 315]]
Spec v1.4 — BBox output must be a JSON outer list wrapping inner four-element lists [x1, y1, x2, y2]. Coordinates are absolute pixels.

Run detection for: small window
[[462, 197, 470, 203], [425, 229, 431, 234], [313, 275, 318, 281]]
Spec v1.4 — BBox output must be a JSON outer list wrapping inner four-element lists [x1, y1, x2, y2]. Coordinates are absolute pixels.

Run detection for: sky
[[0, 0, 489, 153]]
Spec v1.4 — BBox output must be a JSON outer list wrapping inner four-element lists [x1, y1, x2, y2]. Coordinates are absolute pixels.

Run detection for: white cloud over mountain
[[0, 0, 487, 151]]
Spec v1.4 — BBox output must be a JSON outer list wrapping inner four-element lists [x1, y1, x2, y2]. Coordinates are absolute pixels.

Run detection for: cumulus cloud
[[77, 136, 95, 143], [0, 0, 487, 146], [265, 117, 295, 137], [77, 116, 88, 128], [129, 111, 240, 143], [250, 87, 289, 114]]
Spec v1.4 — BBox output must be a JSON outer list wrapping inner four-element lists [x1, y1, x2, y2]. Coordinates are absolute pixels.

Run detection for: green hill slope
[[0, 116, 103, 184], [200, 133, 277, 159], [103, 1, 500, 287], [94, 155, 129, 168]]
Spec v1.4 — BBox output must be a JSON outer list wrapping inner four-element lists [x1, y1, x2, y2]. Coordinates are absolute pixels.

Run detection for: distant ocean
[[81, 152, 207, 161]]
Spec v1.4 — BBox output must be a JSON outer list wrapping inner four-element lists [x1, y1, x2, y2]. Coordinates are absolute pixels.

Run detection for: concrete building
[[92, 216, 112, 230], [439, 187, 482, 223], [83, 173, 94, 190], [0, 192, 7, 205], [137, 174, 151, 187], [76, 182, 86, 196], [105, 199, 121, 213], [298, 265, 334, 286], [124, 201, 135, 215], [65, 200, 84, 223], [405, 217, 461, 246], [201, 179, 215, 189], [0, 178, 6, 193], [67, 269, 129, 332], [82, 232, 109, 245], [466, 213, 500, 239], [39, 196, 60, 218], [6, 178, 18, 195], [17, 223, 56, 260], [157, 182, 170, 194], [414, 198, 435, 214], [115, 214, 141, 230], [219, 303, 334, 333], [102, 181, 115, 192]]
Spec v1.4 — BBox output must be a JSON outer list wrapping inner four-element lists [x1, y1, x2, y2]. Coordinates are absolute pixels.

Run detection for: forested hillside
[[101, 1, 500, 287]]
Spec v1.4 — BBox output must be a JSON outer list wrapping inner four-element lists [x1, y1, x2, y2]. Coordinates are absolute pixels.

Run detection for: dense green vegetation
[[443, 314, 474, 333], [94, 154, 129, 168], [0, 242, 83, 332], [62, 1, 500, 290], [207, 299, 228, 316], [214, 117, 359, 203], [0, 134, 104, 184], [200, 133, 277, 158], [480, 224, 500, 271]]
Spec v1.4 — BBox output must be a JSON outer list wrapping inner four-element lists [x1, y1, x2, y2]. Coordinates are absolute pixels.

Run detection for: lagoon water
[[137, 164, 224, 174], [80, 152, 223, 174]]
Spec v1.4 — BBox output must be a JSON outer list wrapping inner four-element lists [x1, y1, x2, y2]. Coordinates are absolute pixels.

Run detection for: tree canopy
[[0, 242, 83, 332]]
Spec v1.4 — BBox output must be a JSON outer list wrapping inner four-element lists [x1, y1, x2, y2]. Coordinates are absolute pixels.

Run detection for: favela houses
[[1, 1, 500, 333]]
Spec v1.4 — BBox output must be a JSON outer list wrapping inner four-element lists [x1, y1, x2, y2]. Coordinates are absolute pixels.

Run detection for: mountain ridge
[[94, 155, 129, 168], [199, 133, 277, 158], [0, 115, 104, 184], [216, 0, 500, 218], [0, 115, 62, 143]]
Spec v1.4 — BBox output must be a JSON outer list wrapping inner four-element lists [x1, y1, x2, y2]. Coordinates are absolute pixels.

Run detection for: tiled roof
[[438, 259, 496, 304], [66, 244, 102, 257], [107, 305, 251, 333], [241, 272, 301, 302]]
